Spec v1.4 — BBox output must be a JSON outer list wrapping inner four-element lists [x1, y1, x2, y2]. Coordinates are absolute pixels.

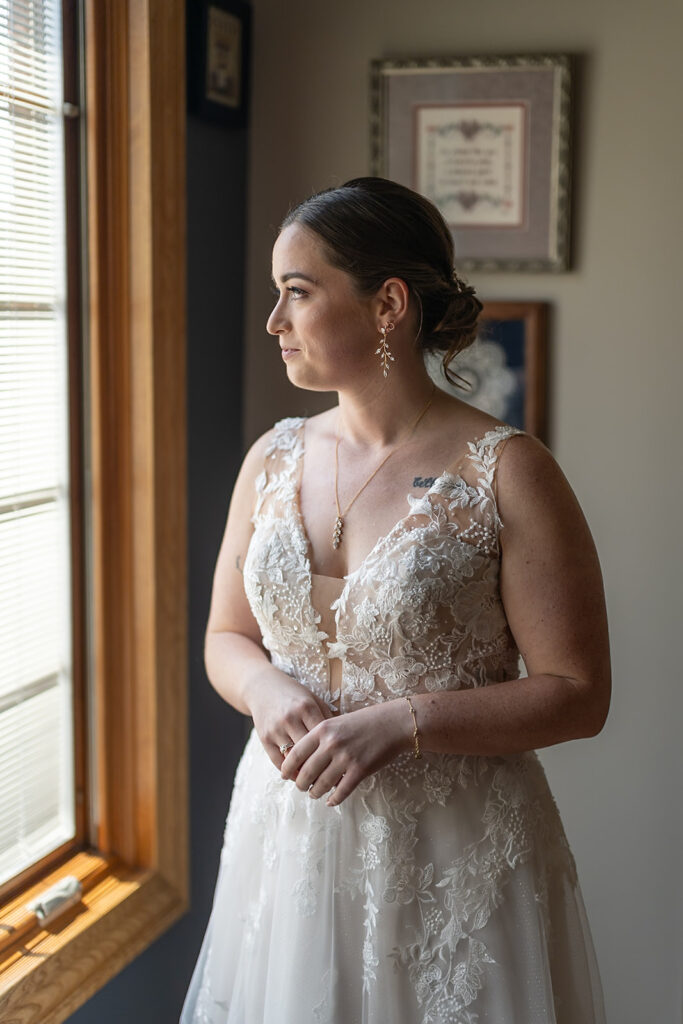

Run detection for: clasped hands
[[249, 668, 412, 807]]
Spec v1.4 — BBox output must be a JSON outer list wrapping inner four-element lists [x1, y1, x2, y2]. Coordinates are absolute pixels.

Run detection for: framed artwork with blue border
[[425, 301, 548, 441], [187, 0, 251, 128]]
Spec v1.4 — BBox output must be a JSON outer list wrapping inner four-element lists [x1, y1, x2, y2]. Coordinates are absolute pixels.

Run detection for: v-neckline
[[291, 417, 459, 601]]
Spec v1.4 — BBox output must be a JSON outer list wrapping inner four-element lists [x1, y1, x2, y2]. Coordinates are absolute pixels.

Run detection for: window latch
[[25, 874, 83, 927]]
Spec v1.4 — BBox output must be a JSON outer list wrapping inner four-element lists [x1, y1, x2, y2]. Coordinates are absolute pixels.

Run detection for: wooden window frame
[[0, 0, 188, 1020]]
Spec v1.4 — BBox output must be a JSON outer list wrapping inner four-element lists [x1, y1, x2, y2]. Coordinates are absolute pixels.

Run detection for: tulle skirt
[[180, 729, 606, 1024]]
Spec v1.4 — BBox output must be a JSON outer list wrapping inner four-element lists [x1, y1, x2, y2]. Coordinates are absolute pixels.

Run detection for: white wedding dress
[[180, 417, 606, 1024]]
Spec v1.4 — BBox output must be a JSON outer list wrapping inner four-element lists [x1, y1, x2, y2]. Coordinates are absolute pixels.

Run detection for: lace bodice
[[243, 416, 525, 714]]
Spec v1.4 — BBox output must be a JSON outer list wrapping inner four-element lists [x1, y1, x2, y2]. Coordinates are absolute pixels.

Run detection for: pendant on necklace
[[332, 515, 344, 550]]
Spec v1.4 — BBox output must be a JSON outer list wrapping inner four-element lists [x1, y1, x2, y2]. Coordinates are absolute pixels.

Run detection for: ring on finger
[[279, 742, 294, 757]]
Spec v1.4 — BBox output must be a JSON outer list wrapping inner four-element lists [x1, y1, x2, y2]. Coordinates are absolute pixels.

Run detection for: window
[[0, 1, 188, 1019], [0, 0, 81, 895]]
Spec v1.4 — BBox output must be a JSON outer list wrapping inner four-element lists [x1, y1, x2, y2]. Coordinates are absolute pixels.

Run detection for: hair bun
[[428, 274, 482, 345]]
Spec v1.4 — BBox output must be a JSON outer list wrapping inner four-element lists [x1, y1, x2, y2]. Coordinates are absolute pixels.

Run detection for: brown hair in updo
[[280, 176, 482, 388]]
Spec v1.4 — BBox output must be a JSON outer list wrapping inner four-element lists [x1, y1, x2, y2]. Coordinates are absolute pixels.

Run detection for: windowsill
[[0, 850, 186, 1021]]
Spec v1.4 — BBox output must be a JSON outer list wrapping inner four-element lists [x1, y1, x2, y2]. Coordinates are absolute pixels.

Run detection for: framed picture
[[425, 301, 549, 440], [187, 0, 251, 128], [370, 55, 572, 272]]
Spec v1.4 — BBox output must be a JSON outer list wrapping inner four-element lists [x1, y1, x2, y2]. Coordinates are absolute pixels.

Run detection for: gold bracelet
[[404, 696, 422, 760]]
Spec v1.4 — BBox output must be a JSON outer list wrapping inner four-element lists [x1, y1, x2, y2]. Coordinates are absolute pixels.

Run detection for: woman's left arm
[[396, 432, 612, 758], [282, 434, 611, 804]]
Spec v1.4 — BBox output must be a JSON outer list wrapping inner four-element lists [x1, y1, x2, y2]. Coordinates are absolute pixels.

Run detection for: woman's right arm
[[203, 430, 277, 715], [204, 430, 332, 768]]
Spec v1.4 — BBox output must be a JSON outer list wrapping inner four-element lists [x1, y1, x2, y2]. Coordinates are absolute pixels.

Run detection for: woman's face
[[267, 222, 379, 392]]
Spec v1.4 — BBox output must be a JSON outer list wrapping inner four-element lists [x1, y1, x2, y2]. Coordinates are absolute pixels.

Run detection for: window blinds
[[0, 0, 75, 887]]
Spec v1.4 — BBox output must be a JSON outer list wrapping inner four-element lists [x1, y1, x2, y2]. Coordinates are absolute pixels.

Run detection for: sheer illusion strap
[[426, 424, 526, 486], [251, 416, 307, 524], [464, 424, 528, 525], [489, 428, 529, 508]]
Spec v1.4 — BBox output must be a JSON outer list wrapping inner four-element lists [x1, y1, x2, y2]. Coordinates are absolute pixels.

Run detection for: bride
[[180, 176, 610, 1023]]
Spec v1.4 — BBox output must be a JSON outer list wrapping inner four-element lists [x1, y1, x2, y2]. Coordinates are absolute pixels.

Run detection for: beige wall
[[243, 2, 683, 1020]]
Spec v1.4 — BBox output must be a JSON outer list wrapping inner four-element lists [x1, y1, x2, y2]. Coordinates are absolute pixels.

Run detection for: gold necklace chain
[[332, 383, 436, 550]]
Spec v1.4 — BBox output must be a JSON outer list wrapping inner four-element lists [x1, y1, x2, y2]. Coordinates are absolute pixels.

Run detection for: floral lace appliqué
[[233, 417, 580, 1023]]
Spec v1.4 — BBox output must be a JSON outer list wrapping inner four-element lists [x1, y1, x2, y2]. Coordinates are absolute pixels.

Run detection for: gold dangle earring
[[376, 321, 395, 377]]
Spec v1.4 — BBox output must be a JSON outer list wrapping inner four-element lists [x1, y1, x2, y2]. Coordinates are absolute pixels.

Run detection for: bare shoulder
[[236, 423, 279, 484], [496, 431, 558, 490], [220, 425, 279, 527], [494, 431, 593, 549], [244, 423, 277, 462]]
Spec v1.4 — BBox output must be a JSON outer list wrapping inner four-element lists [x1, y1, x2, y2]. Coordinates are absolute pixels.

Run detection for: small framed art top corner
[[187, 0, 252, 129]]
